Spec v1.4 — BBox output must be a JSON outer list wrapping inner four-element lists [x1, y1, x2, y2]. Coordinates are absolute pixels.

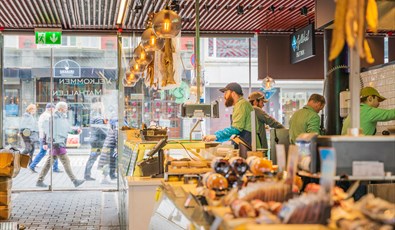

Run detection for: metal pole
[[0, 33, 4, 148], [195, 0, 201, 103], [348, 48, 361, 136], [248, 38, 252, 95], [50, 47, 54, 191], [116, 32, 124, 191]]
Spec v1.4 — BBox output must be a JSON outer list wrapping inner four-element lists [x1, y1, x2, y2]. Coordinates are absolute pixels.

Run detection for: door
[[3, 34, 119, 190]]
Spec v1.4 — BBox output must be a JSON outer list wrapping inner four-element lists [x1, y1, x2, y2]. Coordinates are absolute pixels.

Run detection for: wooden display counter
[[123, 140, 219, 177], [127, 177, 163, 230], [149, 182, 331, 230]]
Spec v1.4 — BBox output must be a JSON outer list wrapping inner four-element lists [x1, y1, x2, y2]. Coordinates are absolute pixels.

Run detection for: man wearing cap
[[203, 82, 259, 158], [289, 94, 326, 144], [341, 86, 395, 135], [29, 103, 61, 173], [248, 91, 284, 149]]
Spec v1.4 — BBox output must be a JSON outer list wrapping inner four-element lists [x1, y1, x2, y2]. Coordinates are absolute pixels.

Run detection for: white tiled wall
[[360, 64, 395, 135]]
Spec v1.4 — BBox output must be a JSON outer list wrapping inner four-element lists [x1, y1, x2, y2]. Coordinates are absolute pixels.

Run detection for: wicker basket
[[141, 128, 167, 141]]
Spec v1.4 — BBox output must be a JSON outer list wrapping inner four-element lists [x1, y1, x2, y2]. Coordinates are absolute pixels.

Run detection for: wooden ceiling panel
[[0, 0, 317, 34]]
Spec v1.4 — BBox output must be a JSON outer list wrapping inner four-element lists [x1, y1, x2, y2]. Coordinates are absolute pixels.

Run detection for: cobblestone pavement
[[2, 148, 122, 229], [13, 154, 117, 190], [4, 191, 120, 230]]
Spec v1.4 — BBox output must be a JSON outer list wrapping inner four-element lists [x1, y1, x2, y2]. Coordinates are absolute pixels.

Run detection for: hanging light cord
[[266, 38, 269, 77]]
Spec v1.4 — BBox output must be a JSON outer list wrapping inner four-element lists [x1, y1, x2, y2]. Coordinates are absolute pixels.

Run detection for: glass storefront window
[[3, 34, 119, 190], [207, 37, 257, 58]]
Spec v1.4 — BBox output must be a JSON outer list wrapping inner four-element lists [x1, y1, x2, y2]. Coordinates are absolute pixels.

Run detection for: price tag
[[155, 187, 162, 201]]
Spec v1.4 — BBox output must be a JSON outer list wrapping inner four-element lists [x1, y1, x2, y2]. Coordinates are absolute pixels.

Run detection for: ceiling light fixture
[[236, 5, 244, 15], [152, 7, 182, 38], [300, 6, 308, 16], [268, 5, 276, 13], [262, 37, 275, 90], [133, 45, 153, 65], [141, 27, 165, 51], [116, 0, 128, 25], [141, 13, 165, 51], [170, 0, 180, 12]]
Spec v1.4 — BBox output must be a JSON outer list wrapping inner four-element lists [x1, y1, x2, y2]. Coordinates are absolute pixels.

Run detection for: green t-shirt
[[341, 104, 395, 135], [232, 97, 253, 132], [232, 97, 261, 149], [289, 105, 320, 144]]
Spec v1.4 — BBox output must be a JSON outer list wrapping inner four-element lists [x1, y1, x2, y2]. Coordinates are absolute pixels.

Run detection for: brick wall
[[360, 63, 395, 135]]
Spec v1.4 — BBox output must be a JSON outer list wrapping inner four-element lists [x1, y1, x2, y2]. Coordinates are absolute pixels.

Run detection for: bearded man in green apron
[[203, 82, 260, 158]]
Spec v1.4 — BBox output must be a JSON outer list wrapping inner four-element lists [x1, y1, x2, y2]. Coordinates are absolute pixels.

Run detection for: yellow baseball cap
[[360, 86, 386, 102]]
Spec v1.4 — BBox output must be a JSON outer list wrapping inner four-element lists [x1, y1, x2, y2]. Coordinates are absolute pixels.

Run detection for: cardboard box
[[0, 177, 12, 191], [0, 153, 14, 177], [124, 129, 142, 141], [0, 191, 11, 206], [0, 205, 11, 220]]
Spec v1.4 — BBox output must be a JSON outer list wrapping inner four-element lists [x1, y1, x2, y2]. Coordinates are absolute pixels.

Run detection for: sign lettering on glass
[[54, 59, 81, 78]]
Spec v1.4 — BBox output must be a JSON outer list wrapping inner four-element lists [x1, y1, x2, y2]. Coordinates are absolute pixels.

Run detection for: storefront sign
[[54, 59, 81, 78], [35, 31, 62, 45], [290, 24, 315, 64]]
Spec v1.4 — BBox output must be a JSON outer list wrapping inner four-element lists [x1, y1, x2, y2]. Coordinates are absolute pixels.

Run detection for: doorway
[[2, 34, 119, 191]]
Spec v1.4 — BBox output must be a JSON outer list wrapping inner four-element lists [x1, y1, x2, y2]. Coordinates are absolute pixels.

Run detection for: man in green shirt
[[248, 91, 284, 149], [289, 94, 326, 144], [341, 86, 395, 135], [203, 82, 258, 158]]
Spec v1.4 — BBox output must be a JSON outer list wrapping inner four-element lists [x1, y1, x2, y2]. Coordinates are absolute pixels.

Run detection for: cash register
[[295, 134, 395, 176]]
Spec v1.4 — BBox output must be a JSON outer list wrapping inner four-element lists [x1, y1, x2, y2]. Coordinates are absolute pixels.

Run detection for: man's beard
[[225, 97, 234, 107]]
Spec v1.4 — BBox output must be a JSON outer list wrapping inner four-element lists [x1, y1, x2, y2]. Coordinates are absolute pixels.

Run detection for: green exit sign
[[35, 31, 62, 45]]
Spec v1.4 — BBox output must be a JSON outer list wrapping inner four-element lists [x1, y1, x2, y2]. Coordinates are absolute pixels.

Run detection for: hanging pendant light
[[125, 71, 140, 83], [123, 71, 140, 87], [262, 76, 275, 90], [152, 8, 181, 38], [262, 37, 275, 90], [129, 58, 146, 73], [141, 27, 165, 51], [133, 45, 153, 65]]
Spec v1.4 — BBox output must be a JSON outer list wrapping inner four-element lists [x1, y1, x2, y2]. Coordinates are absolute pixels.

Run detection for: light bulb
[[152, 9, 181, 38], [163, 18, 171, 32], [262, 76, 275, 90], [265, 81, 271, 89], [150, 35, 156, 46], [140, 51, 146, 60], [129, 58, 146, 73]]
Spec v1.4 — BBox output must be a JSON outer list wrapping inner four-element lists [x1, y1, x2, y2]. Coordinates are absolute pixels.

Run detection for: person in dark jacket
[[97, 118, 119, 183], [248, 91, 284, 149], [83, 110, 108, 181]]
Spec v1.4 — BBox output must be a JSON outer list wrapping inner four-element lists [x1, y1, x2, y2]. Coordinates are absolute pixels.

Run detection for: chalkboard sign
[[290, 24, 315, 64]]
